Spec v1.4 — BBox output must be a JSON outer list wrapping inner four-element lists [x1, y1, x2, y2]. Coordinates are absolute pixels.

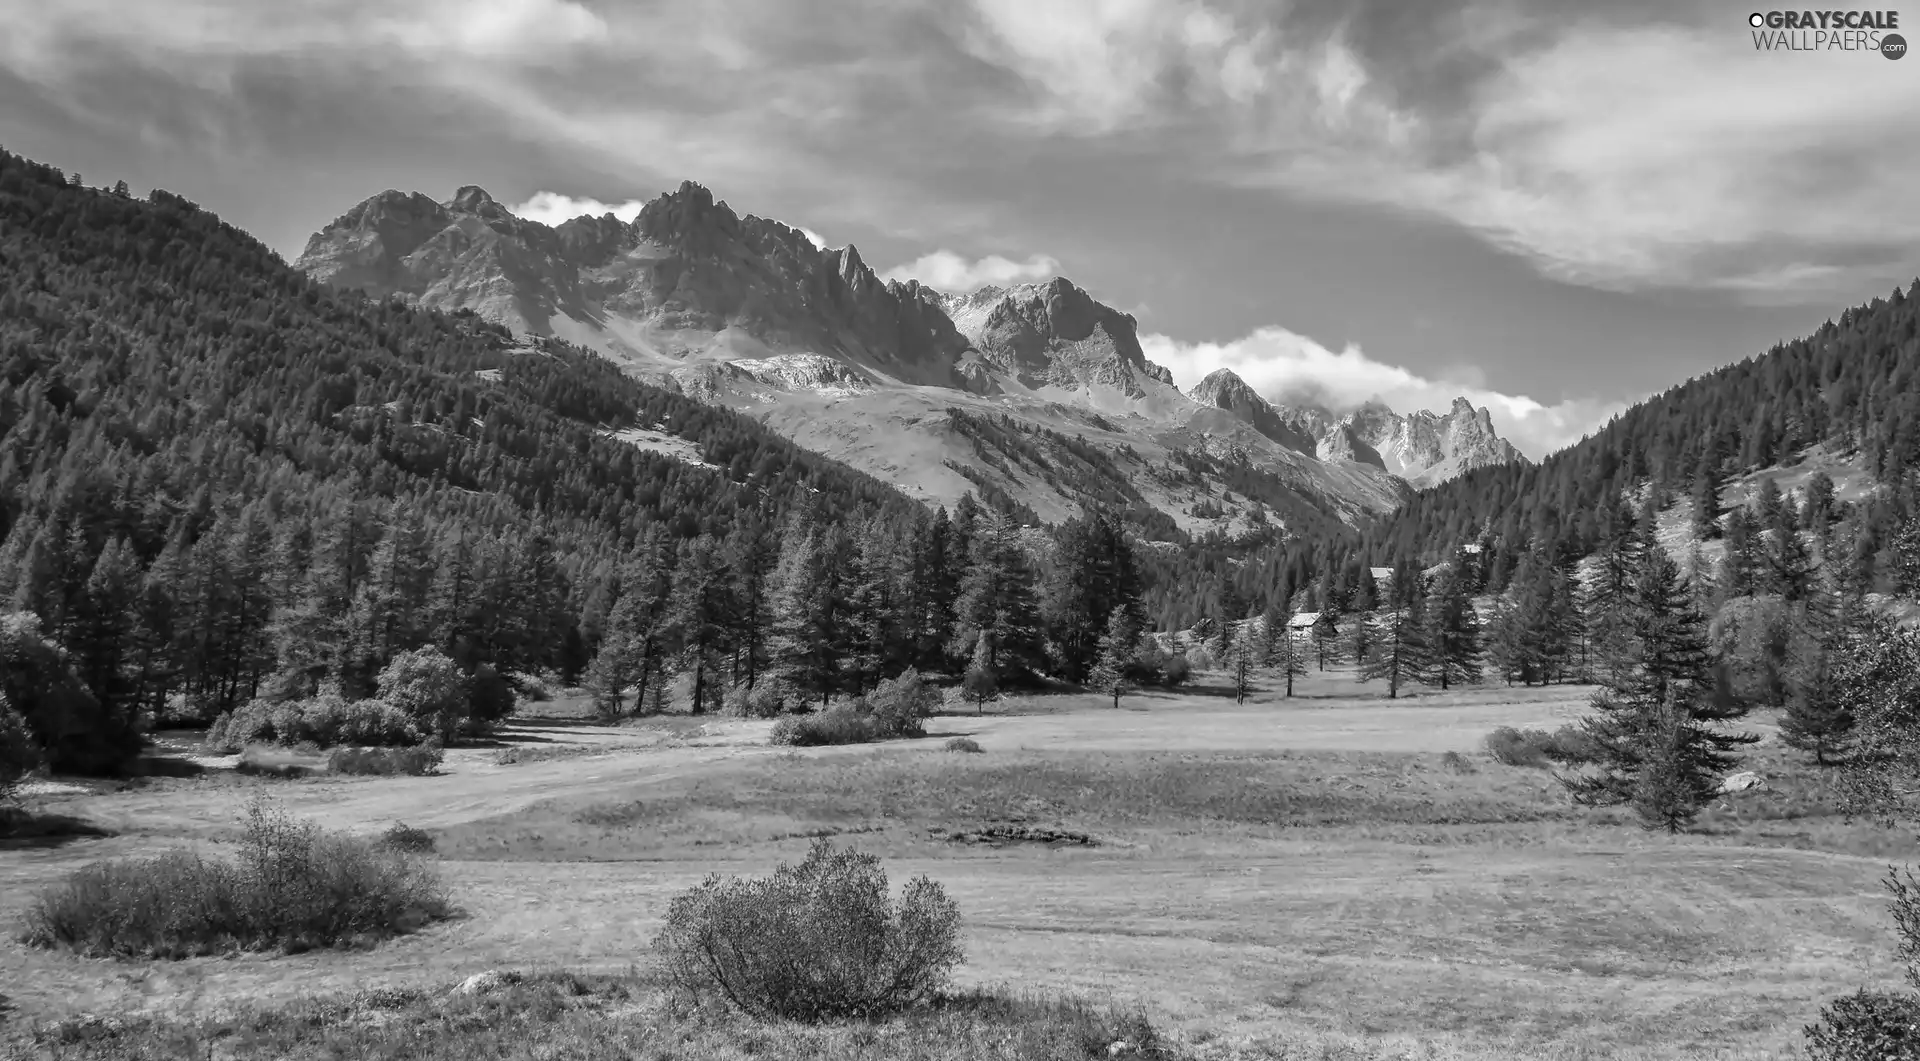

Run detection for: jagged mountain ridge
[[1188, 371, 1523, 487], [295, 182, 1524, 531]]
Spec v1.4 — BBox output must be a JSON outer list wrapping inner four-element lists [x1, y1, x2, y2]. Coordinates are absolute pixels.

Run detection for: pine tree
[[1421, 567, 1483, 690], [771, 520, 852, 708], [1779, 642, 1853, 765], [1564, 545, 1758, 826], [1690, 455, 1723, 540], [724, 526, 778, 690], [1087, 606, 1138, 709], [955, 511, 1044, 683], [961, 630, 997, 715], [69, 536, 141, 718], [666, 535, 735, 715], [1722, 505, 1760, 597], [1358, 574, 1423, 699], [1262, 593, 1305, 697], [1311, 608, 1341, 671], [1225, 608, 1261, 704], [1484, 593, 1526, 686]]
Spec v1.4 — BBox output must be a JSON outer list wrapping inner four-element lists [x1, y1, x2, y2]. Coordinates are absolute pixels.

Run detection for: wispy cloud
[[880, 250, 1060, 293], [798, 227, 829, 250], [959, 0, 1920, 299], [509, 190, 646, 226], [1142, 326, 1624, 459]]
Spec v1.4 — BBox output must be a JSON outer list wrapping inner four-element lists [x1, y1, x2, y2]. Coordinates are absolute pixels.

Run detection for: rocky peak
[[449, 185, 495, 210], [635, 181, 741, 249], [1189, 369, 1317, 453]]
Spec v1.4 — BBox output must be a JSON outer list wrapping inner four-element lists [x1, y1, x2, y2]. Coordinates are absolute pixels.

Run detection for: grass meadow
[[1, 667, 1912, 1059]]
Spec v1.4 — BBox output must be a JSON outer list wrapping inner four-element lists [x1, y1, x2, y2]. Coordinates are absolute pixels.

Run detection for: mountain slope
[[296, 184, 1414, 536]]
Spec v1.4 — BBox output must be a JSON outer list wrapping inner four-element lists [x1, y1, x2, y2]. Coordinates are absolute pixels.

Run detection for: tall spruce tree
[[1087, 606, 1138, 709], [1420, 567, 1483, 690], [1359, 572, 1424, 698], [1564, 543, 1758, 827], [1262, 593, 1306, 697]]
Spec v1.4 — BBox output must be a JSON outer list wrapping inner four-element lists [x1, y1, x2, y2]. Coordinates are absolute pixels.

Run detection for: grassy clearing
[[3, 688, 1912, 1060], [435, 742, 1895, 861], [433, 749, 1582, 860]]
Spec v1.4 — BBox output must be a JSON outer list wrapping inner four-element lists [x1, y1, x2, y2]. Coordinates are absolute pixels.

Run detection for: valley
[[5, 674, 1904, 1060]]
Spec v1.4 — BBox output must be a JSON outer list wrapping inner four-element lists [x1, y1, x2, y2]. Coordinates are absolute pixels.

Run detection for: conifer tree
[[1225, 608, 1261, 704], [1087, 606, 1138, 709], [1484, 593, 1526, 686], [666, 535, 734, 715], [961, 630, 997, 715], [1359, 574, 1423, 698], [1420, 567, 1483, 690], [69, 536, 141, 717], [1564, 544, 1758, 826], [1779, 642, 1853, 765], [955, 511, 1044, 683], [772, 521, 853, 708], [1311, 608, 1341, 671], [1690, 455, 1723, 540], [1262, 593, 1305, 697], [1721, 506, 1761, 598]]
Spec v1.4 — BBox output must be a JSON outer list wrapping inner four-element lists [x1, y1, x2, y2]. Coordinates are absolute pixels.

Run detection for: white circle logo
[[1749, 11, 1766, 26]]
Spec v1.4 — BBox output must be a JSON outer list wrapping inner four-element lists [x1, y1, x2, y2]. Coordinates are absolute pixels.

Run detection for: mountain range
[[294, 181, 1528, 535]]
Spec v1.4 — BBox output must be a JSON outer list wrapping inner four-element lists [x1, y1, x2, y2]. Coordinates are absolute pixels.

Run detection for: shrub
[[1, 691, 36, 800], [328, 746, 444, 777], [235, 747, 316, 779], [769, 708, 881, 747], [464, 664, 517, 735], [724, 680, 789, 720], [21, 798, 451, 958], [654, 839, 963, 1021], [380, 823, 436, 853], [867, 669, 938, 738], [1804, 990, 1920, 1060], [1162, 654, 1192, 688], [377, 647, 471, 744], [943, 737, 984, 754], [208, 694, 420, 752], [1440, 750, 1476, 774], [1484, 725, 1598, 768]]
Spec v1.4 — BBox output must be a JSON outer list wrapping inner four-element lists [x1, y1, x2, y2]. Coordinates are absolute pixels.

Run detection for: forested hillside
[[1371, 288, 1919, 570], [1199, 284, 1920, 619], [0, 151, 1178, 775]]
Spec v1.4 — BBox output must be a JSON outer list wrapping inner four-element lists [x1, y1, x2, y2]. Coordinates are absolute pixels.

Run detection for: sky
[[3, 0, 1917, 458]]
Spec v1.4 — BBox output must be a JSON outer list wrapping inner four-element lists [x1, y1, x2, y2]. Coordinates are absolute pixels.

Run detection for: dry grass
[[0, 683, 1912, 1060], [7, 973, 1181, 1061]]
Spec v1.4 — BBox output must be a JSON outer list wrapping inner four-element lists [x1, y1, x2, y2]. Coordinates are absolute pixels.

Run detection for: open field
[[2, 669, 1913, 1059]]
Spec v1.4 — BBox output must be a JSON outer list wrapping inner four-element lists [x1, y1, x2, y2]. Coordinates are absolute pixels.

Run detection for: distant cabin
[[1287, 611, 1321, 631], [1368, 566, 1392, 583], [1461, 543, 1483, 555]]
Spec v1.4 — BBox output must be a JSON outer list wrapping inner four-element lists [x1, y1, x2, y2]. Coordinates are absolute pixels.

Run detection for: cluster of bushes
[[329, 746, 444, 777], [20, 799, 452, 958], [767, 670, 938, 747], [209, 694, 419, 752], [655, 838, 963, 1020], [1483, 725, 1601, 768], [208, 648, 513, 753]]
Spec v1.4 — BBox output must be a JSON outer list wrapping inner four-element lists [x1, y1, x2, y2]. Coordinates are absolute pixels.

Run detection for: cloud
[[880, 250, 1061, 293], [798, 227, 828, 250], [1140, 326, 1625, 459], [959, 0, 1920, 299], [508, 191, 646, 226]]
